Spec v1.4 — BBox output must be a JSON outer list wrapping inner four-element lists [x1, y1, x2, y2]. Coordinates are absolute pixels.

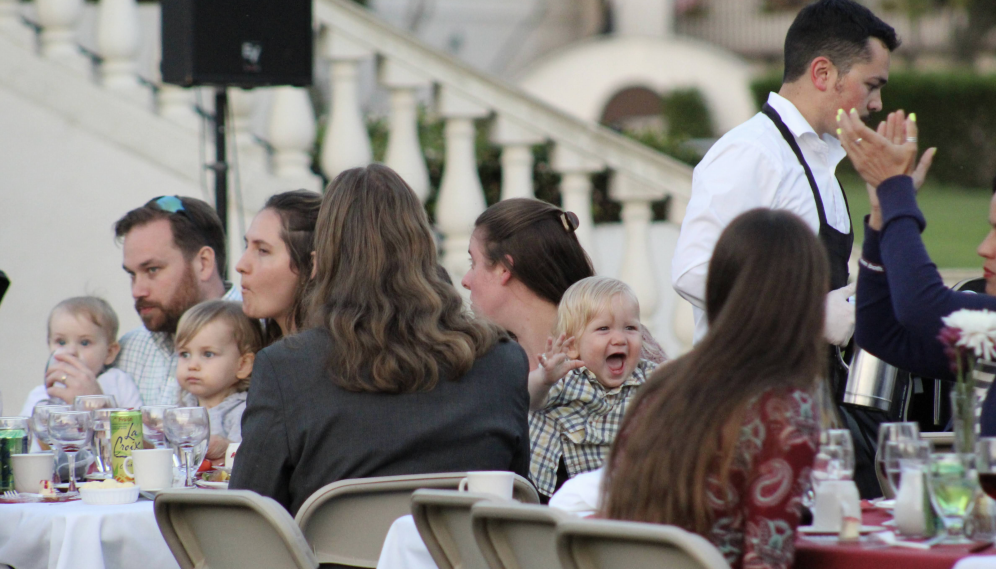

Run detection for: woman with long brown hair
[[601, 209, 828, 569], [230, 165, 531, 514]]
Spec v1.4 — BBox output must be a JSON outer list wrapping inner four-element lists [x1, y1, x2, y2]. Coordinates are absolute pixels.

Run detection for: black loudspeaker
[[161, 0, 313, 87]]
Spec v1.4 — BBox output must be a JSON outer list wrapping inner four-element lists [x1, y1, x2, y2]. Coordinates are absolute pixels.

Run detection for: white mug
[[11, 453, 54, 493], [457, 471, 514, 500], [123, 448, 175, 490], [225, 442, 240, 468], [812, 479, 861, 531]]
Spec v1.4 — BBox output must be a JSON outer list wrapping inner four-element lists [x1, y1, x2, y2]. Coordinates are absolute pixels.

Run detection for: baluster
[[228, 88, 257, 150], [0, 0, 31, 46], [435, 86, 489, 293], [668, 192, 692, 350], [551, 144, 603, 269], [267, 86, 317, 180], [320, 29, 372, 181], [492, 115, 543, 201], [379, 59, 430, 201], [96, 0, 141, 93], [36, 0, 88, 71], [611, 172, 659, 329]]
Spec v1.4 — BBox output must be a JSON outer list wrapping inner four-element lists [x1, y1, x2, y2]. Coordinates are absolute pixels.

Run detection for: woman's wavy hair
[[308, 164, 503, 393], [474, 198, 594, 305], [601, 209, 829, 534], [261, 190, 321, 345]]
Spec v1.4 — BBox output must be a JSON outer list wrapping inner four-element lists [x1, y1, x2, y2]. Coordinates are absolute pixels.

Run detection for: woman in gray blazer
[[229, 164, 531, 515]]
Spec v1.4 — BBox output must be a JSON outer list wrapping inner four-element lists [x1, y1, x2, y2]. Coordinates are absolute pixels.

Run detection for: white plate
[[194, 480, 229, 490], [798, 525, 885, 535]]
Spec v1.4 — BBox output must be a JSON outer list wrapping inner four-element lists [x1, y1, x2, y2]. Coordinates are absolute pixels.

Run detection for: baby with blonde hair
[[528, 276, 656, 499]]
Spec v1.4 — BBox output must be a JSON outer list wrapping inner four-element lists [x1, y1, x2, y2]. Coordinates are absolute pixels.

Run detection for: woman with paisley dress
[[601, 208, 827, 569]]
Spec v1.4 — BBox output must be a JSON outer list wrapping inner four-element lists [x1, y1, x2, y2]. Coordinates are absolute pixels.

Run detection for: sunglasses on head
[[151, 195, 186, 213]]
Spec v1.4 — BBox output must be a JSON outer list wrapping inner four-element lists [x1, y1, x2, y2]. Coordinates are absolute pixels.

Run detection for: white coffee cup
[[457, 471, 514, 500], [12, 453, 54, 493], [123, 448, 175, 490], [225, 442, 240, 468], [812, 479, 861, 531]]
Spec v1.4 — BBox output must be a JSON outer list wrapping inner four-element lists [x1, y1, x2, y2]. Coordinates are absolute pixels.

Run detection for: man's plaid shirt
[[528, 359, 655, 496], [113, 286, 241, 406]]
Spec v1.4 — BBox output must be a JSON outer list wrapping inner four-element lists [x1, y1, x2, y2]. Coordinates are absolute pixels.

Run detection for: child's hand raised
[[536, 334, 584, 386]]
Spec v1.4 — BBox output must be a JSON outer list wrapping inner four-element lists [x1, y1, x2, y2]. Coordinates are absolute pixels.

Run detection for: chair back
[[153, 489, 318, 569], [470, 501, 571, 569], [294, 472, 539, 568], [556, 518, 730, 569], [953, 277, 986, 293], [411, 489, 495, 569]]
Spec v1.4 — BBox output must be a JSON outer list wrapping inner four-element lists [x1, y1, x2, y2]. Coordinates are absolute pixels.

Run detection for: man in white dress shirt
[[673, 0, 898, 345], [671, 0, 899, 498]]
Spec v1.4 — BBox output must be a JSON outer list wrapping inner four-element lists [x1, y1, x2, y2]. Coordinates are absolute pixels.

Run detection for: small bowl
[[79, 484, 140, 505]]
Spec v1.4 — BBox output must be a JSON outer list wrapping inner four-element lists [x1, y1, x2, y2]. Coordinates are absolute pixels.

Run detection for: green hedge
[[751, 72, 996, 188]]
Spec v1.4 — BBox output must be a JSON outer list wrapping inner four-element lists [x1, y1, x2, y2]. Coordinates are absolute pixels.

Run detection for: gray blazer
[[229, 328, 531, 514]]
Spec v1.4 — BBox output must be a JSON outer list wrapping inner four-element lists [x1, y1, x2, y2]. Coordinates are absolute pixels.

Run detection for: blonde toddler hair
[[556, 276, 640, 340], [48, 296, 119, 344], [175, 300, 263, 392]]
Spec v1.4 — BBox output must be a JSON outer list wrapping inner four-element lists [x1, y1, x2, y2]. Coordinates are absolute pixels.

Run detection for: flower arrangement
[[938, 309, 996, 454]]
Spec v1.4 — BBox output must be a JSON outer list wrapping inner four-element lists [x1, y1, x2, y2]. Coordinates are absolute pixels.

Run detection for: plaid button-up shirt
[[528, 359, 655, 496], [113, 285, 241, 406]]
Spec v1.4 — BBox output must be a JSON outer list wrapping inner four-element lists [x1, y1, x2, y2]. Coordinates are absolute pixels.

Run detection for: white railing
[[0, 0, 694, 347]]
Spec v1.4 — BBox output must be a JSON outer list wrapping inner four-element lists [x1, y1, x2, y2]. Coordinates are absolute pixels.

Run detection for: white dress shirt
[[672, 92, 851, 343]]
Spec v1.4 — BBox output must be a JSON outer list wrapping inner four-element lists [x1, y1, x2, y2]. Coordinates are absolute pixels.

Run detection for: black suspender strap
[[760, 102, 830, 229]]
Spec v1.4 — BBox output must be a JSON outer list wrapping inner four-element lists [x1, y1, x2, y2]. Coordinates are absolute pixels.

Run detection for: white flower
[[942, 309, 996, 362]]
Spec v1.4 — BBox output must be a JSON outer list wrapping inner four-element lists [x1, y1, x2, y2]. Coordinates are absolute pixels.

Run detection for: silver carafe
[[840, 346, 899, 412]]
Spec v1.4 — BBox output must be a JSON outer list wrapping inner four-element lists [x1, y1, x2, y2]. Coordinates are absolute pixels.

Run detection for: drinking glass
[[47, 410, 92, 494], [977, 438, 996, 500], [825, 429, 855, 480], [73, 395, 117, 412], [884, 439, 931, 497], [31, 402, 72, 448], [0, 417, 30, 491], [90, 408, 125, 477], [927, 452, 978, 544], [43, 350, 68, 405], [163, 407, 209, 487], [877, 422, 920, 498], [142, 405, 177, 449]]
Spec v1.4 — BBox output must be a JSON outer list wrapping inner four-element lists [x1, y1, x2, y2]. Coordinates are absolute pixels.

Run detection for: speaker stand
[[211, 87, 229, 235]]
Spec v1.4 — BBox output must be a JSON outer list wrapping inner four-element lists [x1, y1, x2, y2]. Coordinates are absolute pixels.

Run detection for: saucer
[[798, 525, 885, 535]]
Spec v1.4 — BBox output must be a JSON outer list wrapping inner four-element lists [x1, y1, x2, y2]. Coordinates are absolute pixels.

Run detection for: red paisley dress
[[707, 388, 820, 569]]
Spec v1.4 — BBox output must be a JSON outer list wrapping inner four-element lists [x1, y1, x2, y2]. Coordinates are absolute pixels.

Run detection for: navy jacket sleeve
[[855, 175, 996, 380]]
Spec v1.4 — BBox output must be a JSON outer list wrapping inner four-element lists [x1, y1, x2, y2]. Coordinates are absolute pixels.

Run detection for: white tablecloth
[[0, 499, 179, 569]]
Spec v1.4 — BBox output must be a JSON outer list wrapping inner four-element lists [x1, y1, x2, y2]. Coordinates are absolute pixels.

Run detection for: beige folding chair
[[556, 518, 730, 569], [470, 501, 572, 569], [154, 489, 318, 569], [294, 472, 539, 568], [410, 489, 496, 569]]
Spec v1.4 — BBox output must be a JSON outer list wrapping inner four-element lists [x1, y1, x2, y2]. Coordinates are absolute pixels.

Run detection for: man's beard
[[135, 267, 201, 335]]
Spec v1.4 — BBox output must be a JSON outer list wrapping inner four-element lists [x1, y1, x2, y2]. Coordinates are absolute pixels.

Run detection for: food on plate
[[200, 469, 231, 483], [39, 480, 55, 496]]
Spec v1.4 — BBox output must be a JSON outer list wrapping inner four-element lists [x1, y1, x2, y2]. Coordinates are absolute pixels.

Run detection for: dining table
[[0, 497, 180, 569]]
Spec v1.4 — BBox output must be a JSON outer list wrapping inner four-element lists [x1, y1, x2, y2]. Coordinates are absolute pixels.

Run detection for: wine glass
[[884, 439, 931, 497], [163, 407, 210, 487], [31, 402, 72, 448], [978, 438, 996, 500], [927, 451, 978, 544], [825, 429, 855, 480], [43, 350, 68, 405], [73, 395, 117, 412], [877, 422, 920, 498], [142, 405, 177, 449], [90, 408, 124, 477], [47, 410, 92, 494]]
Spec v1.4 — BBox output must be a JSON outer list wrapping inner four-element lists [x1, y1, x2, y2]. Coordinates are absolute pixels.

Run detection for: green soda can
[[0, 417, 30, 492], [110, 410, 143, 483]]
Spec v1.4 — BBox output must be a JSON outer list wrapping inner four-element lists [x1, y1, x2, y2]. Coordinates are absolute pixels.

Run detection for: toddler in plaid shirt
[[529, 276, 655, 498]]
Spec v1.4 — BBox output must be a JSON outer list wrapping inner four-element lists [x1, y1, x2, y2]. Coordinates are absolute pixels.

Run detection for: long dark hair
[[601, 209, 829, 533], [261, 190, 321, 344], [474, 199, 594, 305], [308, 164, 502, 393]]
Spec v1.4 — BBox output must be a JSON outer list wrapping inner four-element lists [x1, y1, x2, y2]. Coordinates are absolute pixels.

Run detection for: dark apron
[[762, 104, 884, 499]]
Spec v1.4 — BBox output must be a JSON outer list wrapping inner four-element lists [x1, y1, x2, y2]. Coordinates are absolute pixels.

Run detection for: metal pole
[[214, 87, 229, 235]]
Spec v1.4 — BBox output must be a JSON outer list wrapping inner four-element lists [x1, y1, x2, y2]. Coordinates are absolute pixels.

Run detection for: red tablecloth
[[795, 507, 993, 569]]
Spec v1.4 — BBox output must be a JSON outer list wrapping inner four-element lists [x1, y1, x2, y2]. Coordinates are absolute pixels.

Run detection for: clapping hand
[[528, 334, 584, 410]]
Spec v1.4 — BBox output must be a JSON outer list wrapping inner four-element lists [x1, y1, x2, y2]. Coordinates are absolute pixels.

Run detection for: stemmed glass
[[884, 439, 931, 498], [163, 407, 210, 488], [805, 429, 856, 508], [142, 405, 177, 449], [90, 408, 125, 477], [47, 410, 92, 494], [927, 451, 978, 544], [31, 402, 72, 448], [877, 422, 920, 498], [73, 395, 118, 412], [978, 438, 996, 501]]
